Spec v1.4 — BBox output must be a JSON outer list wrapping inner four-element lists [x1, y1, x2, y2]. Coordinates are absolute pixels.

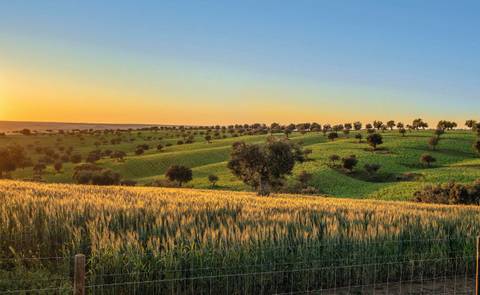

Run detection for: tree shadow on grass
[[403, 146, 475, 158], [329, 166, 398, 183], [362, 147, 395, 154], [400, 162, 441, 170]]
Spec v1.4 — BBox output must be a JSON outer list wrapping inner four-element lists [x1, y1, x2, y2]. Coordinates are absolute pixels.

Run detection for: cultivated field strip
[[1, 180, 479, 293]]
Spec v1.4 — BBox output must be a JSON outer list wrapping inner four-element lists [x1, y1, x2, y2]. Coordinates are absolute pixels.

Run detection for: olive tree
[[227, 139, 305, 196], [366, 133, 383, 150], [165, 165, 193, 187]]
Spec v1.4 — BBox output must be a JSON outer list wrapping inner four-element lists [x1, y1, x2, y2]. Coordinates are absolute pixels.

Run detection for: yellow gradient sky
[[1, 1, 478, 125]]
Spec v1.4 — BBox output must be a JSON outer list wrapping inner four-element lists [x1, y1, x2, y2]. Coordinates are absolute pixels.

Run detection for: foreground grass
[[1, 180, 479, 292]]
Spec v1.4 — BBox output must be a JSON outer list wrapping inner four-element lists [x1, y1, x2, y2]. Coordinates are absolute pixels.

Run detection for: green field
[[3, 128, 479, 200]]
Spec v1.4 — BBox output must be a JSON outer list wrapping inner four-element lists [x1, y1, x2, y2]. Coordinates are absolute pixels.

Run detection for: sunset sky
[[1, 1, 479, 125]]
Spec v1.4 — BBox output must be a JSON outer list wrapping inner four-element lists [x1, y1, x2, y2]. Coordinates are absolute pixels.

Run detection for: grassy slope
[[6, 129, 480, 200]]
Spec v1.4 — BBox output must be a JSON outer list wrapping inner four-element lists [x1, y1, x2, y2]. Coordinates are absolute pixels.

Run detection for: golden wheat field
[[1, 180, 479, 293]]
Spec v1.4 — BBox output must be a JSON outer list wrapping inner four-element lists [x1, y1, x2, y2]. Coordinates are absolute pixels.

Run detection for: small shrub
[[328, 154, 340, 166], [297, 170, 313, 187], [364, 163, 381, 175], [208, 174, 219, 187]]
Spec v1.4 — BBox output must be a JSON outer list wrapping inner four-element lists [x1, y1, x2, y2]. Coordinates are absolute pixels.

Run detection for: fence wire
[[0, 238, 478, 294]]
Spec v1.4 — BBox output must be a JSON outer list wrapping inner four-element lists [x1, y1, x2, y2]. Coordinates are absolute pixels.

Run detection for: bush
[[70, 154, 82, 164], [73, 164, 121, 185], [420, 154, 436, 167], [364, 163, 381, 175], [354, 133, 362, 143], [54, 162, 63, 173], [328, 154, 340, 165], [120, 180, 137, 186], [341, 155, 358, 173], [86, 150, 102, 163], [414, 179, 480, 205], [327, 132, 338, 141]]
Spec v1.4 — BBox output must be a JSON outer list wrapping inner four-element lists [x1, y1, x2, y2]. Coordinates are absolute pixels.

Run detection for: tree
[[54, 161, 63, 173], [355, 133, 362, 143], [434, 128, 444, 138], [135, 147, 145, 155], [342, 156, 358, 173], [474, 123, 480, 136], [420, 154, 436, 167], [227, 139, 304, 196], [365, 123, 374, 134], [428, 136, 440, 150], [165, 165, 193, 187], [86, 150, 102, 163], [367, 133, 383, 150], [465, 120, 477, 129], [19, 129, 31, 136], [111, 150, 126, 162], [399, 128, 406, 137], [0, 145, 26, 178], [303, 148, 313, 161], [328, 132, 338, 141], [473, 140, 480, 155], [353, 121, 362, 131], [270, 122, 281, 134], [310, 122, 321, 132], [205, 135, 212, 143], [396, 122, 404, 129], [284, 128, 292, 138], [413, 118, 428, 130], [373, 121, 384, 131], [322, 124, 331, 136], [386, 120, 395, 130], [208, 174, 219, 187], [437, 120, 457, 131]]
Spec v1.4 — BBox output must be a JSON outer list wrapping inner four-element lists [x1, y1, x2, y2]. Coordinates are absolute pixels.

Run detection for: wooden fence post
[[74, 254, 86, 295], [476, 236, 479, 295]]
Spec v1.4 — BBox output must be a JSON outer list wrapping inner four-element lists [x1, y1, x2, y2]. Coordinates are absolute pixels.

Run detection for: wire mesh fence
[[0, 238, 478, 294]]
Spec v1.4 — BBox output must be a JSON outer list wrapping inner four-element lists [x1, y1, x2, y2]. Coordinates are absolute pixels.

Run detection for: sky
[[0, 1, 479, 125]]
